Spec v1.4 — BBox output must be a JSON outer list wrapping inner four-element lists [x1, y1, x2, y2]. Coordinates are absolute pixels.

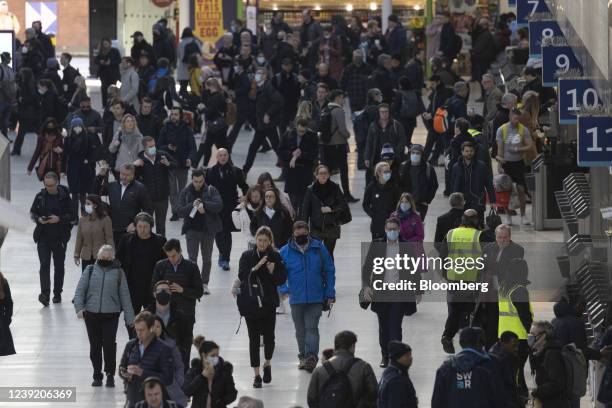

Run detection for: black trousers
[[243, 127, 279, 174], [473, 301, 499, 350], [245, 313, 276, 368], [113, 231, 126, 248], [37, 240, 67, 297], [151, 198, 169, 237], [518, 339, 529, 396], [356, 139, 366, 169], [84, 312, 120, 379], [289, 191, 306, 219], [423, 129, 443, 163], [443, 300, 476, 339], [71, 192, 86, 218], [375, 302, 405, 359], [100, 78, 116, 108], [177, 317, 195, 371], [215, 228, 232, 263], [179, 80, 189, 93], [416, 202, 429, 221], [321, 144, 350, 196], [227, 112, 255, 152], [193, 128, 228, 168], [81, 259, 95, 272]]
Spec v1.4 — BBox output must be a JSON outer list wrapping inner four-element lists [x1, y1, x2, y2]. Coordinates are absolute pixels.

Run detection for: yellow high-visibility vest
[[446, 227, 481, 282], [498, 284, 534, 340]]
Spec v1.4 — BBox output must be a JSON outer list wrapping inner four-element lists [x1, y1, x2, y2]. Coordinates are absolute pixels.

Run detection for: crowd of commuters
[[1, 9, 612, 408]]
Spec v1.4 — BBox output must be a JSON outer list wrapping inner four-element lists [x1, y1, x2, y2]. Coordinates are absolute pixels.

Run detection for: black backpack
[[318, 105, 338, 144], [399, 89, 420, 119], [236, 259, 266, 316], [319, 358, 360, 408], [182, 41, 201, 64]]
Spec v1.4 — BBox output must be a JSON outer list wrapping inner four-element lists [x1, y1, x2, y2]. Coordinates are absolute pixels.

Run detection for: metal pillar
[[381, 0, 391, 33]]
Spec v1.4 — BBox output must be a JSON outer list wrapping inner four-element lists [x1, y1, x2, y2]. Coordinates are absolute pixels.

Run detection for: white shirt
[[384, 241, 400, 284], [121, 184, 128, 199]]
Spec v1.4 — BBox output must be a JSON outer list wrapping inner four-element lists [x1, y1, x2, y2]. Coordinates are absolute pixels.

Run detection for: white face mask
[[254, 73, 263, 83], [264, 207, 275, 219], [206, 356, 219, 366], [84, 205, 94, 215], [38, 87, 46, 94], [410, 154, 421, 165], [73, 126, 83, 134], [400, 202, 411, 212], [257, 57, 265, 64]]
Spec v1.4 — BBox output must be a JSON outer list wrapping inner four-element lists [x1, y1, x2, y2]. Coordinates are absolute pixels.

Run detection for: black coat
[[250, 208, 293, 248], [146, 303, 192, 348], [368, 68, 395, 103], [62, 132, 99, 195], [237, 248, 288, 318], [278, 129, 318, 194], [17, 80, 40, 129], [131, 40, 156, 63], [116, 232, 167, 308], [362, 181, 401, 236], [301, 181, 348, 240], [230, 70, 255, 118], [137, 113, 162, 142], [273, 71, 300, 116], [158, 121, 197, 168], [399, 160, 438, 204], [183, 357, 238, 408], [30, 185, 75, 243], [377, 362, 418, 408], [135, 151, 175, 201], [93, 178, 153, 232], [451, 158, 496, 210], [152, 258, 203, 318], [434, 208, 464, 254], [0, 277, 15, 356], [255, 81, 284, 130], [488, 342, 520, 407], [531, 343, 569, 408], [40, 89, 65, 123], [552, 301, 601, 361], [203, 91, 226, 122], [94, 48, 121, 83], [205, 163, 248, 230]]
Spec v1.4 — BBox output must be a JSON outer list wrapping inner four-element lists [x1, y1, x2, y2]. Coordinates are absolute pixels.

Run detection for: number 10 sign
[[559, 79, 601, 124], [578, 116, 612, 167]]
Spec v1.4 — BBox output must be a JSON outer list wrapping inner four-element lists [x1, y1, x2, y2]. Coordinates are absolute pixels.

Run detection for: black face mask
[[97, 259, 113, 268], [155, 290, 171, 306], [295, 235, 308, 246]]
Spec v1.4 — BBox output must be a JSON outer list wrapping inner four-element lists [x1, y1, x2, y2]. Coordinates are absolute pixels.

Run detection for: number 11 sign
[[577, 116, 612, 167]]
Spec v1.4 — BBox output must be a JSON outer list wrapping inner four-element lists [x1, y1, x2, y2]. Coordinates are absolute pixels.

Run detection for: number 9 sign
[[541, 45, 582, 86]]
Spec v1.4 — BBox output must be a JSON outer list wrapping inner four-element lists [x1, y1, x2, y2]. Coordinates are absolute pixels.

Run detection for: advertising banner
[[194, 0, 223, 45]]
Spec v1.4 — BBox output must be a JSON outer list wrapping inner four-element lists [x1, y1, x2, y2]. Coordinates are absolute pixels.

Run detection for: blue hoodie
[[279, 237, 335, 304], [431, 348, 505, 408]]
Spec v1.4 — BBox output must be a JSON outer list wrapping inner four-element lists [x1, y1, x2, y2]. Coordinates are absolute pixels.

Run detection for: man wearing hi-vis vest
[[497, 258, 533, 400], [440, 209, 492, 354]]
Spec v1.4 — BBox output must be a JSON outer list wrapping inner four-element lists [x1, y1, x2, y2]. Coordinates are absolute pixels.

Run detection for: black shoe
[[441, 336, 455, 354], [91, 378, 103, 387], [105, 375, 115, 387], [38, 294, 49, 307], [52, 295, 61, 304], [274, 174, 285, 182], [258, 145, 271, 153], [263, 365, 272, 383], [253, 375, 263, 388], [344, 194, 359, 203], [169, 214, 180, 221], [475, 97, 485, 103], [10, 150, 20, 156], [379, 357, 389, 368]]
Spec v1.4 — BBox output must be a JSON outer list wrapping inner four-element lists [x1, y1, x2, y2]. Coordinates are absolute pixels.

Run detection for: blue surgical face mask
[[386, 230, 399, 241], [147, 146, 156, 156], [84, 204, 93, 215], [410, 154, 421, 165], [206, 356, 219, 366], [382, 172, 392, 183], [400, 202, 411, 212]]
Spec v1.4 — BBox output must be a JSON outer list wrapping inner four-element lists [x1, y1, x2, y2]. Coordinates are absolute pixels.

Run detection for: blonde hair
[[121, 113, 140, 134], [374, 161, 390, 180], [205, 77, 222, 93], [295, 100, 313, 121], [255, 226, 277, 251]]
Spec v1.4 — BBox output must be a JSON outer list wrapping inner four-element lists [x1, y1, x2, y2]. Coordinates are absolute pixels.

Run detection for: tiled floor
[[0, 78, 563, 407]]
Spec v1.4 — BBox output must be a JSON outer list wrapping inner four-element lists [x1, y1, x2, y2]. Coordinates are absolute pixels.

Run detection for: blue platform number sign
[[577, 116, 612, 167], [509, 0, 516, 6], [517, 0, 549, 26], [529, 21, 562, 58], [558, 79, 601, 124], [541, 46, 582, 87]]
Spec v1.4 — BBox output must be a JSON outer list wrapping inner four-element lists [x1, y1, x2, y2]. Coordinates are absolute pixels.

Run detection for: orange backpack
[[433, 106, 449, 134]]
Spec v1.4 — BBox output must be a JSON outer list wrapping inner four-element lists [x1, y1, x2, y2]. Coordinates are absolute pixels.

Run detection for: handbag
[[358, 287, 371, 310], [486, 207, 501, 229], [225, 102, 237, 125], [206, 117, 227, 135]]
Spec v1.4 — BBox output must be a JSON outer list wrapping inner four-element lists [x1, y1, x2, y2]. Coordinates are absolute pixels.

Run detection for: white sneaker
[[276, 299, 286, 314], [260, 335, 264, 347], [202, 284, 210, 295], [521, 216, 531, 226]]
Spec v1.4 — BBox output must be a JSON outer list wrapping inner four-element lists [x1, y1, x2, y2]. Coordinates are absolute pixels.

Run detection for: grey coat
[[327, 102, 350, 146], [176, 37, 202, 81], [73, 260, 135, 325], [120, 66, 141, 111], [178, 183, 223, 235]]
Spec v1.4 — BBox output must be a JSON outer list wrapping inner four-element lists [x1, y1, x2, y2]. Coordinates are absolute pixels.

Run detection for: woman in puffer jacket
[[390, 192, 424, 243], [232, 185, 263, 249], [73, 245, 134, 387]]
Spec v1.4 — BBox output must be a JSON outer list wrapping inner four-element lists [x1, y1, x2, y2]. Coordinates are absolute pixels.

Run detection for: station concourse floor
[[0, 75, 565, 407]]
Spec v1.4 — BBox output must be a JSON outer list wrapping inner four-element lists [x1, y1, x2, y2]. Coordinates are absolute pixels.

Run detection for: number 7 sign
[[578, 116, 612, 167], [517, 0, 550, 26]]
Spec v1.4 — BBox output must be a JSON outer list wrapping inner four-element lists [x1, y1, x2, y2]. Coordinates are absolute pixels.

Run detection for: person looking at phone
[[30, 171, 75, 306]]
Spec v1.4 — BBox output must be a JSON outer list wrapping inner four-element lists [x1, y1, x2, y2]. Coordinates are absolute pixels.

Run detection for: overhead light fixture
[[273, 4, 278, 10], [346, 4, 353, 11], [369, 2, 377, 10], [414, 4, 421, 10], [314, 4, 321, 10]]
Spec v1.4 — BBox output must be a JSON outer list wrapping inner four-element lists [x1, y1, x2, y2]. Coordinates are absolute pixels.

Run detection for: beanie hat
[[380, 143, 395, 160], [70, 116, 84, 128], [388, 340, 412, 360]]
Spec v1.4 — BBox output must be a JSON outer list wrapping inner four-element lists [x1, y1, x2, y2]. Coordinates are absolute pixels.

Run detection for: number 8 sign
[[541, 45, 582, 87], [528, 21, 562, 58]]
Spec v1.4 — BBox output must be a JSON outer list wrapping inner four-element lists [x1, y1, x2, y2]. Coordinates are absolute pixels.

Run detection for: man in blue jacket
[[280, 221, 335, 373], [377, 341, 418, 408]]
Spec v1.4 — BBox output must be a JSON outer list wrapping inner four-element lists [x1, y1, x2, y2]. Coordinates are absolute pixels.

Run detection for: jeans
[[215, 228, 232, 263], [37, 240, 67, 297], [245, 313, 276, 367], [243, 127, 279, 174], [375, 302, 405, 358], [185, 229, 215, 284], [169, 168, 188, 216], [290, 303, 323, 360], [321, 144, 350, 196], [151, 198, 169, 237], [84, 312, 120, 379]]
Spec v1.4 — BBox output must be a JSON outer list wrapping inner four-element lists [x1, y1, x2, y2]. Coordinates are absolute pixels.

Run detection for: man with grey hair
[[482, 73, 503, 121], [340, 49, 372, 113], [236, 396, 264, 408], [488, 92, 517, 152], [368, 53, 394, 103]]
